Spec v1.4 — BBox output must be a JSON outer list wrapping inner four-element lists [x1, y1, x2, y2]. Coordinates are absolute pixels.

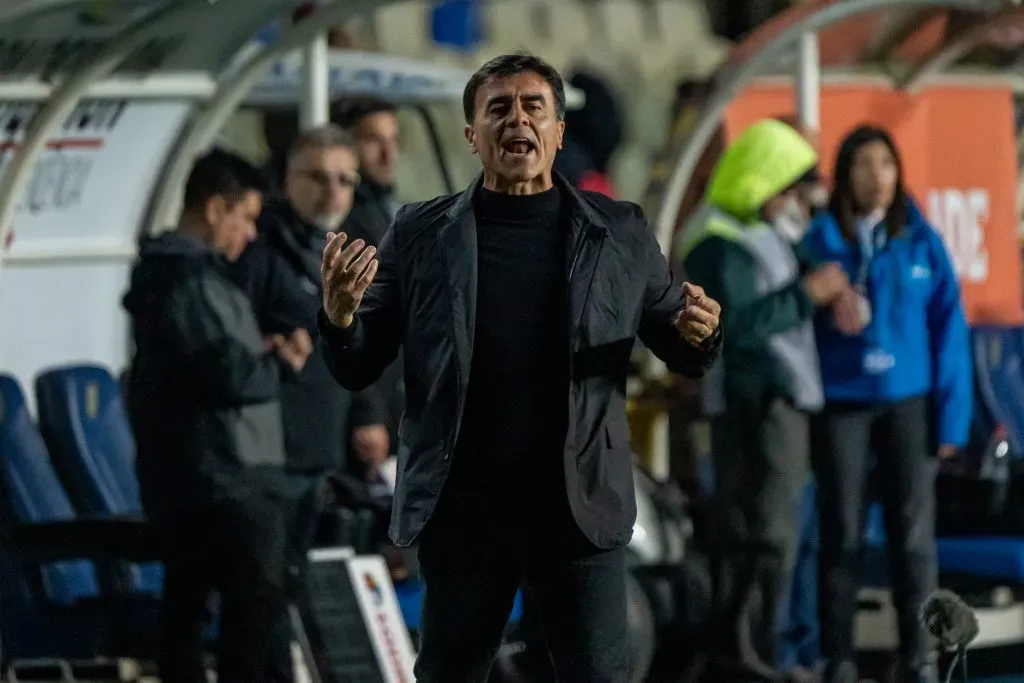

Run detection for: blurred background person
[[124, 149, 311, 683], [801, 125, 972, 683], [552, 70, 625, 198], [229, 126, 389, 682], [334, 96, 406, 448], [679, 119, 848, 683]]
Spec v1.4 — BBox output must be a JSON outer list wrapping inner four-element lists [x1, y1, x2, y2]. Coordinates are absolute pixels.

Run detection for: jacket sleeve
[[349, 386, 389, 428], [319, 211, 404, 390], [684, 236, 815, 352], [230, 242, 315, 335], [163, 274, 292, 407], [636, 213, 722, 378], [926, 232, 972, 447]]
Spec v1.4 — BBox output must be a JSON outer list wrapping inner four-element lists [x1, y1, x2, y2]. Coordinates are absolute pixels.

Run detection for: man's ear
[[204, 194, 226, 228], [464, 125, 478, 156], [557, 120, 566, 150]]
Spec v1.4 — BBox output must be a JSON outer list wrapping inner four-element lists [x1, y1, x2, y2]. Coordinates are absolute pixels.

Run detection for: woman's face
[[849, 139, 898, 215]]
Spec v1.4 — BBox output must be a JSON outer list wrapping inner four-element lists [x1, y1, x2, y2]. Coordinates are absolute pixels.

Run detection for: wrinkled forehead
[[475, 70, 556, 113], [292, 144, 358, 172]]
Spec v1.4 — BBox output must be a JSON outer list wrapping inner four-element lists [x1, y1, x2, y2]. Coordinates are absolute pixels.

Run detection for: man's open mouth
[[502, 138, 536, 155]]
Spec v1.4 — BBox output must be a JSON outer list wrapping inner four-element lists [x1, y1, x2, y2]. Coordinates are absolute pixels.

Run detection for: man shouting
[[318, 53, 722, 682]]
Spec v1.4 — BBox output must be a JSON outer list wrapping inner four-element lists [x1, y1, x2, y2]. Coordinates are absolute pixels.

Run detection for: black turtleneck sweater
[[446, 186, 570, 498]]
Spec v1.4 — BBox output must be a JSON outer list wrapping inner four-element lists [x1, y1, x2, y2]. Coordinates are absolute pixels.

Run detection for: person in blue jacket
[[801, 125, 971, 683]]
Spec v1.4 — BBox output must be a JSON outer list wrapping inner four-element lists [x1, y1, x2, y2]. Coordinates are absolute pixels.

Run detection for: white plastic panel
[[0, 261, 132, 416]]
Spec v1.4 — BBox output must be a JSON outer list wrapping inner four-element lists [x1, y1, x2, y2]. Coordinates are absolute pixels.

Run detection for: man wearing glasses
[[230, 124, 389, 683]]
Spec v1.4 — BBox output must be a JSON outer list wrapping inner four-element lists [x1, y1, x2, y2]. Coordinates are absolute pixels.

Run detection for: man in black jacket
[[318, 54, 723, 682], [232, 125, 389, 481], [123, 149, 312, 682], [333, 96, 405, 443], [230, 125, 390, 682]]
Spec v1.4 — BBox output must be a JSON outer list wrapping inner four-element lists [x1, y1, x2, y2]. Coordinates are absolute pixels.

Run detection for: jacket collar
[[445, 171, 609, 231]]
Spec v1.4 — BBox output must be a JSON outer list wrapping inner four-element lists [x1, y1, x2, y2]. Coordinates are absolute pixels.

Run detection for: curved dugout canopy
[[0, 0, 584, 279]]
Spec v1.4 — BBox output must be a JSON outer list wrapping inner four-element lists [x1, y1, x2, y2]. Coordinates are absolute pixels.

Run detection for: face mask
[[310, 212, 346, 234], [771, 197, 809, 243]]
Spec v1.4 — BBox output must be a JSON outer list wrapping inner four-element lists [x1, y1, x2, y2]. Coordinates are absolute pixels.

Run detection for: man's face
[[354, 111, 400, 187], [285, 144, 360, 232], [206, 190, 262, 262], [464, 70, 565, 193]]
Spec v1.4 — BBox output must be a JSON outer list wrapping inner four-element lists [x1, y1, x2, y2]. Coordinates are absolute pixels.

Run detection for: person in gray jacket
[[123, 149, 312, 683]]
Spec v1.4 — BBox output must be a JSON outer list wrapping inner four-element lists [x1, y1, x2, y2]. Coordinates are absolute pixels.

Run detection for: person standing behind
[[123, 149, 312, 682], [333, 96, 406, 446], [333, 96, 402, 245], [801, 125, 971, 683], [229, 125, 390, 682], [319, 53, 722, 682], [233, 125, 390, 480], [679, 119, 851, 682]]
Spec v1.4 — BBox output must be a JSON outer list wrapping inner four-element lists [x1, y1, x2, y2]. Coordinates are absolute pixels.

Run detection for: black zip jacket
[[230, 200, 387, 476], [319, 175, 722, 548], [123, 232, 290, 526]]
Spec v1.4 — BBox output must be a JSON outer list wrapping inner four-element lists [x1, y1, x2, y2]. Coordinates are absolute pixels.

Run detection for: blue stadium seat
[[0, 374, 100, 606], [34, 365, 162, 597], [971, 326, 1024, 458], [936, 538, 1024, 582], [392, 578, 523, 630], [430, 0, 484, 51]]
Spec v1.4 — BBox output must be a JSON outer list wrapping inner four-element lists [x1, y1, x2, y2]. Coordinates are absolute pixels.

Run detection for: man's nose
[[504, 102, 529, 127]]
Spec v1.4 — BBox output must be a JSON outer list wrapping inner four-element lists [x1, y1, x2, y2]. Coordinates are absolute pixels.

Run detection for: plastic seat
[[971, 326, 1024, 457], [393, 578, 523, 630], [34, 365, 162, 597], [0, 374, 100, 606], [936, 538, 1024, 582]]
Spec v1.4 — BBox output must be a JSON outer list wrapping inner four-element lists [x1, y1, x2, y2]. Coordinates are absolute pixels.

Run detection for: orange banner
[[725, 84, 1024, 326]]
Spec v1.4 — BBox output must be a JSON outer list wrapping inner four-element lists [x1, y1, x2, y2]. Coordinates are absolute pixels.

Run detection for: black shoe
[[822, 660, 857, 683]]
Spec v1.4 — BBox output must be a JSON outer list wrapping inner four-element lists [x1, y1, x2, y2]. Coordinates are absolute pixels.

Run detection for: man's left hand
[[352, 424, 390, 469], [674, 282, 721, 346]]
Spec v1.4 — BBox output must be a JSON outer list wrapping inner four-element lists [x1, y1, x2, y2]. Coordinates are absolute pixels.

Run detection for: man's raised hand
[[674, 282, 721, 346], [321, 232, 379, 329]]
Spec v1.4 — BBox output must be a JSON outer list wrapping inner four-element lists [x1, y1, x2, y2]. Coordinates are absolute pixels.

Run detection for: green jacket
[[679, 119, 818, 408]]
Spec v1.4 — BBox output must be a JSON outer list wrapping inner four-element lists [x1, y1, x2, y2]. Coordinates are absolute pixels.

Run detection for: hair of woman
[[828, 124, 908, 239]]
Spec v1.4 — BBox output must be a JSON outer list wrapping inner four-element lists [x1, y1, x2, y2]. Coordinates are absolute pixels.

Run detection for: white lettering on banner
[[926, 188, 990, 282]]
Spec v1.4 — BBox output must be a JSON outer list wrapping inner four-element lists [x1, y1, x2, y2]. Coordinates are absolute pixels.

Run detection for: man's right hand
[[802, 263, 850, 305], [321, 232, 379, 329], [276, 329, 313, 373]]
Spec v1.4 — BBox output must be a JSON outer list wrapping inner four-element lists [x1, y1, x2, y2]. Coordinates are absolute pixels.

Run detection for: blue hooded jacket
[[800, 199, 972, 446]]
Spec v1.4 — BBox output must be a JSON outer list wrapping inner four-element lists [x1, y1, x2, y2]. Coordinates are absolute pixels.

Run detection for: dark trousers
[[813, 395, 938, 669], [159, 493, 287, 683], [779, 479, 820, 672], [709, 397, 810, 675], [413, 486, 630, 683], [266, 474, 326, 683]]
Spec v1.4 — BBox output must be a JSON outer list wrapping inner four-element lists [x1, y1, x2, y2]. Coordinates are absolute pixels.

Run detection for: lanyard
[[854, 213, 886, 291]]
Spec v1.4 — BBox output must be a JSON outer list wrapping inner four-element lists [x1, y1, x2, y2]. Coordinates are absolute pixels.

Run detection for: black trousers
[[265, 474, 326, 682], [813, 395, 938, 669], [413, 485, 630, 683], [708, 397, 810, 676], [159, 493, 287, 683]]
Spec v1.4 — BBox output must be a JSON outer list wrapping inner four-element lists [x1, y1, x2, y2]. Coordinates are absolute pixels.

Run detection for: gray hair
[[286, 124, 355, 167]]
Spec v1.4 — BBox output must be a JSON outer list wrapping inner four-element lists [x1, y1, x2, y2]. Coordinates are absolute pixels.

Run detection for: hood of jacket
[[705, 119, 817, 224], [122, 231, 219, 317]]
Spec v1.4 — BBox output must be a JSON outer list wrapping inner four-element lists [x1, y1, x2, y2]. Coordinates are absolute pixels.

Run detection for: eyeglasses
[[298, 169, 361, 188]]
